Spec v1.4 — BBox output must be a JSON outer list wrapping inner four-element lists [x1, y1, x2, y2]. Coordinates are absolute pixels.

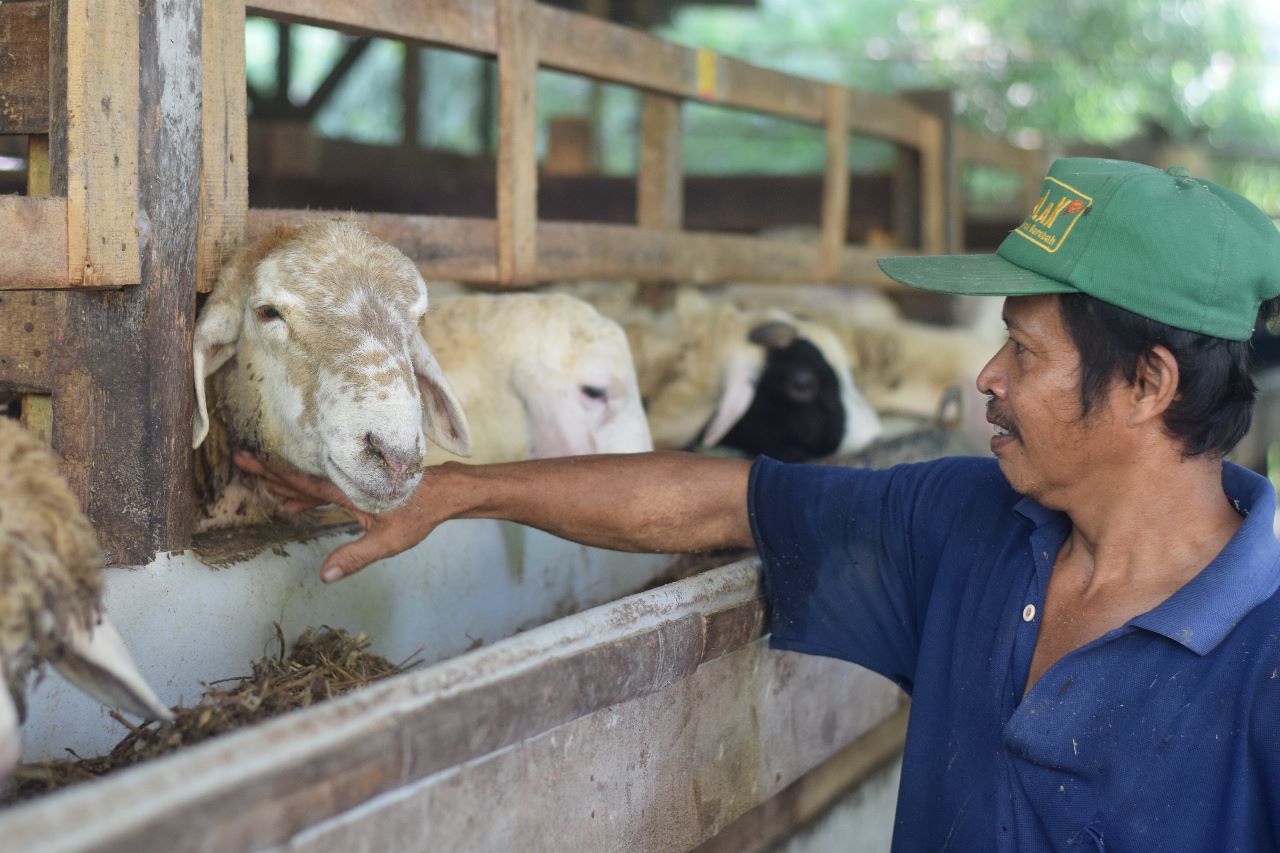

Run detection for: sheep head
[[193, 220, 471, 514]]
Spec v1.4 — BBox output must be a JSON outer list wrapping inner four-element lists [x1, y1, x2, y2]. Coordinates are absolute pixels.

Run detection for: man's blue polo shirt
[[748, 455, 1280, 852]]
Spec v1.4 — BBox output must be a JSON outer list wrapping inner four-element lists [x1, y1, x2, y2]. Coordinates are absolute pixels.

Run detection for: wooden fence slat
[[246, 209, 909, 288], [0, 197, 69, 289], [0, 1, 50, 135], [847, 89, 932, 148], [637, 94, 683, 230], [51, 0, 200, 564], [63, 0, 141, 286], [496, 0, 538, 285], [820, 84, 849, 278], [918, 113, 946, 254], [0, 291, 54, 393], [246, 0, 496, 55], [198, 0, 248, 294]]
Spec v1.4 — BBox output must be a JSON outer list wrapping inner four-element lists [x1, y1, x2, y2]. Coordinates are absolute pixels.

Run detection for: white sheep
[[0, 417, 172, 780], [617, 290, 882, 461], [421, 293, 652, 464], [192, 220, 472, 528]]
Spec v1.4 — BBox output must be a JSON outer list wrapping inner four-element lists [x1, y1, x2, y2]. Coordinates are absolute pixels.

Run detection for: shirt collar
[[1012, 462, 1280, 655]]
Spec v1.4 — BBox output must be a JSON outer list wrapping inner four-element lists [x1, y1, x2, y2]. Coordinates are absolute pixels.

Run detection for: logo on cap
[[1015, 178, 1093, 253]]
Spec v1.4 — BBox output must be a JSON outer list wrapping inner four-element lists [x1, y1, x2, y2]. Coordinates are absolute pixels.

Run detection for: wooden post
[[50, 0, 201, 564], [636, 92, 682, 308], [820, 85, 849, 279], [403, 43, 422, 147], [20, 138, 55, 436], [198, 0, 247, 294], [496, 0, 538, 285]]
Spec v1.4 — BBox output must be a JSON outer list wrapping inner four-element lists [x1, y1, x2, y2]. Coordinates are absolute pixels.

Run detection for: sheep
[[0, 417, 172, 780], [192, 219, 473, 529], [420, 293, 652, 464], [618, 290, 882, 462]]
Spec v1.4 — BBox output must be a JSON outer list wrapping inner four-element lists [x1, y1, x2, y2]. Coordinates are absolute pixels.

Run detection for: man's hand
[[233, 452, 438, 583]]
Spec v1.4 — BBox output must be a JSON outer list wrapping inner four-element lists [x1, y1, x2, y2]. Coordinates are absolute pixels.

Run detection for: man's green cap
[[877, 157, 1280, 341]]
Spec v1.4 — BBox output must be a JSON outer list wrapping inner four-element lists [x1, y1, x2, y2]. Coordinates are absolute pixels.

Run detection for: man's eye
[[256, 305, 283, 322]]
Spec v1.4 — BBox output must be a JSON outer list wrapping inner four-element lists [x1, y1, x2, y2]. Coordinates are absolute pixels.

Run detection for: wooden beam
[[496, 0, 538, 285], [820, 84, 849, 278], [51, 0, 200, 565], [918, 113, 946, 255], [247, 0, 496, 55], [63, 0, 141, 286], [199, 0, 249, 294], [0, 1, 50, 135], [247, 209, 909, 288]]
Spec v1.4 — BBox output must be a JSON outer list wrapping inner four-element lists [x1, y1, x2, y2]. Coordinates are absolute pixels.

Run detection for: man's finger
[[320, 535, 389, 582]]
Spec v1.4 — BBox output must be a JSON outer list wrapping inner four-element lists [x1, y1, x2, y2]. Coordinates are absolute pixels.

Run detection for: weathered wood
[[18, 394, 53, 444], [50, 0, 200, 565], [26, 134, 50, 195], [918, 113, 946, 254], [847, 89, 934, 147], [0, 1, 50, 135], [0, 561, 903, 852], [905, 90, 960, 253], [537, 5, 826, 125], [496, 0, 538, 285], [246, 0, 496, 54], [637, 93, 683, 229], [198, 0, 248, 293], [0, 291, 54, 392], [820, 84, 849, 278], [247, 208, 908, 287], [0, 197, 69, 289], [64, 0, 140, 286], [696, 703, 909, 853], [247, 209, 500, 281], [636, 92, 682, 306]]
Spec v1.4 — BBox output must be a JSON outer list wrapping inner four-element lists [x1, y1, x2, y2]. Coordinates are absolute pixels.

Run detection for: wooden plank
[[637, 93, 683, 229], [820, 84, 849, 278], [636, 92, 682, 306], [247, 209, 500, 280], [496, 0, 538, 285], [27, 135, 51, 195], [0, 196, 70, 289], [696, 704, 909, 853], [0, 291, 54, 392], [847, 89, 933, 147], [247, 209, 908, 288], [198, 0, 248, 293], [50, 0, 200, 565], [918, 113, 946, 254], [536, 5, 825, 124], [246, 0, 496, 54], [18, 394, 53, 444], [63, 0, 140, 286], [0, 1, 50, 135], [905, 90, 960, 253]]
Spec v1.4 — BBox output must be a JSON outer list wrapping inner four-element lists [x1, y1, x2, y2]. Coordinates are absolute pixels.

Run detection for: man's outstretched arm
[[235, 450, 754, 583]]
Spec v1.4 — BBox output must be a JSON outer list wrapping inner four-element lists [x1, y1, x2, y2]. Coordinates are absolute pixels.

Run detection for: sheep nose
[[364, 432, 422, 488]]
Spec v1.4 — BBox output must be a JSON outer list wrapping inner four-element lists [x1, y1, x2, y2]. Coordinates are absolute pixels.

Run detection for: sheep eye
[[581, 385, 608, 401], [255, 305, 283, 322]]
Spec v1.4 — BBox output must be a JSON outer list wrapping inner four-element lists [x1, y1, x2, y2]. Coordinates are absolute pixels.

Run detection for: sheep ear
[[700, 349, 762, 448], [192, 299, 242, 449], [748, 321, 796, 350], [53, 613, 174, 722], [0, 688, 19, 785], [410, 332, 472, 458]]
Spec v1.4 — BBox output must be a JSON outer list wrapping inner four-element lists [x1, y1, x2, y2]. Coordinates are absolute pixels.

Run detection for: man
[[238, 158, 1280, 850]]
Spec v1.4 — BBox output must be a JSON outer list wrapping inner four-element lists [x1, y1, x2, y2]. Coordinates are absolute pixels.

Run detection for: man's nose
[[975, 351, 1005, 399]]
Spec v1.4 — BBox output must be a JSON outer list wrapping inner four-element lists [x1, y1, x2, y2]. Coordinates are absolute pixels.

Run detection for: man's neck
[[1053, 450, 1241, 593]]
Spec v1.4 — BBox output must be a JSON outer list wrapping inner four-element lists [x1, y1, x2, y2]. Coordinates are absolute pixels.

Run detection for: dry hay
[[4, 624, 416, 804]]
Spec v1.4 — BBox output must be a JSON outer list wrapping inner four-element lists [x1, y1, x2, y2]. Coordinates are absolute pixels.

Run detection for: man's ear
[[1130, 344, 1179, 426]]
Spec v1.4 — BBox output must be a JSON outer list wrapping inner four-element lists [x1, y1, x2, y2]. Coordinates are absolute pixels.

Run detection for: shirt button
[[1022, 604, 1037, 622]]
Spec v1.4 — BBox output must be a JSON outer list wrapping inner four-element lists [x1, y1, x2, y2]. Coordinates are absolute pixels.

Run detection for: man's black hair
[[1057, 292, 1280, 459]]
